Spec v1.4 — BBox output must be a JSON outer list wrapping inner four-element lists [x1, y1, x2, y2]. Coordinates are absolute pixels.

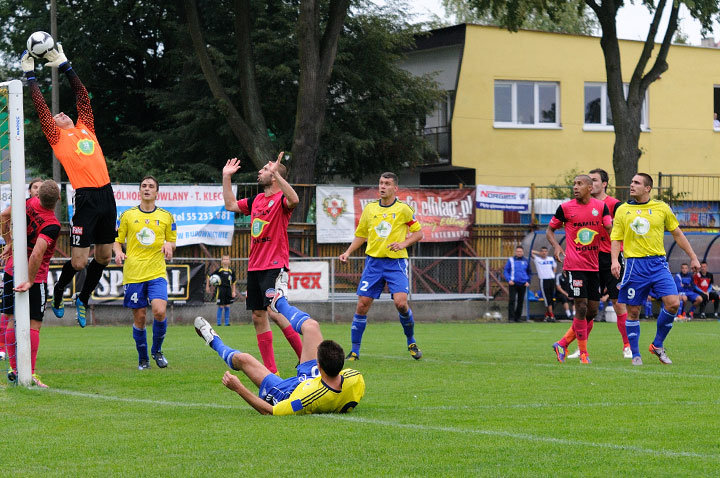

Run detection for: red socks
[[30, 329, 39, 374], [5, 328, 15, 371], [281, 325, 303, 359], [572, 318, 588, 353], [616, 312, 629, 346], [256, 330, 277, 374]]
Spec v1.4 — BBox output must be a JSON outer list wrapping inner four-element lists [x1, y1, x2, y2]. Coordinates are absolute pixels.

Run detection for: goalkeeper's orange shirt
[[51, 119, 110, 188]]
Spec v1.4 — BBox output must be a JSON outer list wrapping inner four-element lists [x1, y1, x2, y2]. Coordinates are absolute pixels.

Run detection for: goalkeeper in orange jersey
[[21, 44, 117, 328]]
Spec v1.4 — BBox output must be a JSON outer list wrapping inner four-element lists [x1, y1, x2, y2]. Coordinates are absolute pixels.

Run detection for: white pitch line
[[46, 388, 239, 409], [318, 415, 719, 460], [40, 388, 719, 460]]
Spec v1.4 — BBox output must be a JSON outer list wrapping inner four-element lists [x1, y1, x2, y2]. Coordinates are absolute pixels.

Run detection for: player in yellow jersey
[[113, 177, 177, 370], [610, 173, 699, 366], [339, 172, 424, 361], [194, 273, 364, 415]]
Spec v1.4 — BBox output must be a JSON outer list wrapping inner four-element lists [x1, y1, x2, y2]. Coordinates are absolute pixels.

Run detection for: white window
[[584, 82, 649, 131], [494, 81, 560, 128]]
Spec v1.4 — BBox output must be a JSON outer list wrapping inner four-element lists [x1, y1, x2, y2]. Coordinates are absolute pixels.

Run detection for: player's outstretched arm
[[221, 371, 273, 415], [268, 152, 299, 209], [670, 227, 701, 272], [339, 236, 367, 262], [21, 51, 61, 145], [222, 158, 242, 213], [14, 238, 48, 292]]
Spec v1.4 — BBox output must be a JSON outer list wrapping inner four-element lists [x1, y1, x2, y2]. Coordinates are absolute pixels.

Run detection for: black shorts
[[216, 286, 233, 306], [1, 273, 48, 321], [71, 184, 118, 248], [246, 268, 283, 311], [598, 251, 623, 300], [566, 270, 601, 301], [539, 278, 555, 305]]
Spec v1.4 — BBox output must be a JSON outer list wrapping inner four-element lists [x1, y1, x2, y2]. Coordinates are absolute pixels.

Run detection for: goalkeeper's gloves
[[20, 51, 35, 79], [43, 44, 69, 70]]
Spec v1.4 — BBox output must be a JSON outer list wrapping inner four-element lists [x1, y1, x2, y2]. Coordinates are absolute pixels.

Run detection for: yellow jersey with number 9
[[115, 206, 177, 284], [355, 199, 422, 259]]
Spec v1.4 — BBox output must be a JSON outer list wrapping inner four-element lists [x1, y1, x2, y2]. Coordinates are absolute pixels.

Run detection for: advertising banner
[[48, 262, 207, 306], [475, 184, 530, 211], [353, 187, 475, 242], [287, 261, 329, 301], [66, 184, 236, 247]]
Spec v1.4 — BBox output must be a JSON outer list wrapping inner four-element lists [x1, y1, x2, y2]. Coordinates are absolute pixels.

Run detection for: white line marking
[[40, 388, 719, 460], [46, 388, 239, 409], [317, 415, 719, 460]]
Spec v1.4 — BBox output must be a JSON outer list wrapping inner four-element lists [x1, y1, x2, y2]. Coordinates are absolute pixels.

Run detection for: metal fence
[[172, 256, 508, 322]]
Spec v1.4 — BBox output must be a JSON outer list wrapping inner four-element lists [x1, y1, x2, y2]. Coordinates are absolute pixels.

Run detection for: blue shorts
[[258, 359, 319, 405], [619, 256, 678, 306], [123, 277, 168, 309], [680, 290, 700, 302], [357, 256, 409, 299]]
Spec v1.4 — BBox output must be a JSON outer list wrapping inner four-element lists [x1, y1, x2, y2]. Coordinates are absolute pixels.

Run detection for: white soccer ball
[[26, 31, 55, 59], [209, 274, 222, 286]]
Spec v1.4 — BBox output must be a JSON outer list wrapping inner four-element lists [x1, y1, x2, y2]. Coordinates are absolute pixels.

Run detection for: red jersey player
[[222, 153, 302, 374], [1, 181, 61, 387], [546, 175, 612, 364]]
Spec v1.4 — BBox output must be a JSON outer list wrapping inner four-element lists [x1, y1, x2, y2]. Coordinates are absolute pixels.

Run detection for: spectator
[[675, 262, 703, 319], [555, 270, 574, 319], [694, 261, 719, 318], [531, 247, 557, 322], [503, 246, 531, 322]]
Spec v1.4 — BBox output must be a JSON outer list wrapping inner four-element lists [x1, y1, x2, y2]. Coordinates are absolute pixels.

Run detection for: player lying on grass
[[194, 274, 365, 415]]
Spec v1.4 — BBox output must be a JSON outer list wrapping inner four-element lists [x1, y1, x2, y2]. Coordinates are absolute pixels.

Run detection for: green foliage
[[4, 321, 720, 475], [0, 1, 440, 183], [444, 0, 597, 35], [546, 167, 582, 199]]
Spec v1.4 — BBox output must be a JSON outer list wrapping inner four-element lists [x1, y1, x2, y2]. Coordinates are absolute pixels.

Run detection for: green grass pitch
[[2, 320, 719, 476]]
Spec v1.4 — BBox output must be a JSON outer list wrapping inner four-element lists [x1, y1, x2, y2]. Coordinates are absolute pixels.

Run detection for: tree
[[180, 0, 349, 184], [443, 0, 597, 35], [463, 0, 720, 197]]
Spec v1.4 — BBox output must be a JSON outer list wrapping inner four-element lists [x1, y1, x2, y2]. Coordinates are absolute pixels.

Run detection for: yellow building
[[400, 24, 720, 222]]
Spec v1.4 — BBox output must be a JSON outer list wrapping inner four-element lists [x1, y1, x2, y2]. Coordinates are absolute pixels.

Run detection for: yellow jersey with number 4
[[355, 199, 422, 259], [116, 206, 177, 284], [610, 200, 678, 258]]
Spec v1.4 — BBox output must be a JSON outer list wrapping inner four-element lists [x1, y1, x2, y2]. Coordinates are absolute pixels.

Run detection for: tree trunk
[[290, 0, 350, 184]]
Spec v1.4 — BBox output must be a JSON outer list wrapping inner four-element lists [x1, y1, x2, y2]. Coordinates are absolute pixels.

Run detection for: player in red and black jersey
[[21, 45, 116, 327], [222, 153, 302, 374], [546, 175, 612, 363], [1, 181, 61, 387]]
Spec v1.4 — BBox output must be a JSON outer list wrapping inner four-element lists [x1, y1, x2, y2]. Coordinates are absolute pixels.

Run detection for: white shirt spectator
[[532, 254, 557, 280]]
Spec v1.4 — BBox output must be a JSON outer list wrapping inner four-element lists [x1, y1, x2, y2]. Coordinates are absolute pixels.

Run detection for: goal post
[[0, 79, 31, 387]]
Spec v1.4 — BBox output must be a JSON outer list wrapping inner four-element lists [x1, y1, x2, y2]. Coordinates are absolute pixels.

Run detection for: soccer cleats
[[75, 296, 87, 328], [152, 352, 168, 368], [552, 342, 566, 363], [31, 373, 48, 388], [623, 346, 632, 359], [268, 269, 289, 313], [194, 316, 219, 346], [138, 360, 151, 370], [408, 343, 423, 360], [51, 289, 65, 318], [649, 343, 672, 364], [346, 351, 359, 361], [579, 353, 591, 364], [632, 356, 643, 366]]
